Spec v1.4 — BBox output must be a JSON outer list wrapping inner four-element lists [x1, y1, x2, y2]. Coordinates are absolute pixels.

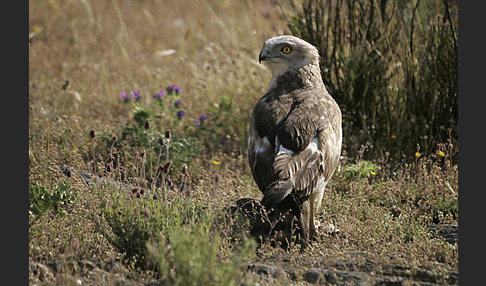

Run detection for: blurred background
[[29, 0, 458, 167]]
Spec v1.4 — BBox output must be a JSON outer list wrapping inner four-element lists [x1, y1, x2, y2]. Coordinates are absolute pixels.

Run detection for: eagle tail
[[273, 147, 322, 192], [260, 180, 293, 209]]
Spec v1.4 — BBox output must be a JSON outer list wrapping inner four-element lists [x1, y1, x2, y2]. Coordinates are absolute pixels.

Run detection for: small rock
[[302, 268, 368, 285], [428, 224, 458, 244], [302, 269, 321, 284], [446, 271, 458, 285], [248, 264, 287, 279], [374, 275, 404, 286], [30, 262, 55, 283], [415, 268, 440, 283]]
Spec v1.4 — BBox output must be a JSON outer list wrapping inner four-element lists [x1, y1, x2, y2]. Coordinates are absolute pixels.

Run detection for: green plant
[[341, 160, 380, 180], [189, 95, 248, 155], [29, 181, 76, 223], [97, 94, 201, 187], [287, 0, 458, 163], [147, 225, 254, 286], [97, 186, 210, 270], [101, 126, 200, 176]]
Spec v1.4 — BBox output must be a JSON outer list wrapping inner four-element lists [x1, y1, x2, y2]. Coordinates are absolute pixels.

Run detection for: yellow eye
[[282, 46, 292, 54]]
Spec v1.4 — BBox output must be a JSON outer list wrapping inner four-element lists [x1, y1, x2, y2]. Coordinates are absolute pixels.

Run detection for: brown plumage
[[248, 35, 342, 247]]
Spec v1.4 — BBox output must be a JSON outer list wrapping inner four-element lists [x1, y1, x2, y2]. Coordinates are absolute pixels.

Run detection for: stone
[[248, 264, 287, 279], [302, 268, 369, 285], [30, 262, 55, 283]]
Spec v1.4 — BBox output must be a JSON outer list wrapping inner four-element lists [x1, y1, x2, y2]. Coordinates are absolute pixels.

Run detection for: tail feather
[[261, 180, 293, 208], [273, 147, 322, 193]]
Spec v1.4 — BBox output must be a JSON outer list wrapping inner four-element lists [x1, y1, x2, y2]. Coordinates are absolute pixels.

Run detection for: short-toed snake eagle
[[248, 35, 342, 247]]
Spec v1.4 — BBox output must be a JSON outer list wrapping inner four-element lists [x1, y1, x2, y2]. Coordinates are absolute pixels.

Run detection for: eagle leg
[[308, 197, 317, 239], [297, 200, 310, 250]]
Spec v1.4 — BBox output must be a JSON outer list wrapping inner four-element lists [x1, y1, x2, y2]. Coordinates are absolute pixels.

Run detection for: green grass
[[29, 0, 457, 285]]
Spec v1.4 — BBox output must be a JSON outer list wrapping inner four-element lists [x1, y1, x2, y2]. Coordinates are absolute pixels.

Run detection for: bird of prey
[[248, 35, 342, 247]]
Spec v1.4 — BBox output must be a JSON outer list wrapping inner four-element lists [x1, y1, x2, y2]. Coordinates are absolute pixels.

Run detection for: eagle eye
[[281, 46, 292, 54]]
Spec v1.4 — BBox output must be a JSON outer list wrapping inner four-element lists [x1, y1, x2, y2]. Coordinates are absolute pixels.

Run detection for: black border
[[8, 1, 29, 284], [457, 1, 484, 285]]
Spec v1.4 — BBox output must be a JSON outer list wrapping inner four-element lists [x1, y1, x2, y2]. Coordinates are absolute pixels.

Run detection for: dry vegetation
[[29, 0, 457, 285]]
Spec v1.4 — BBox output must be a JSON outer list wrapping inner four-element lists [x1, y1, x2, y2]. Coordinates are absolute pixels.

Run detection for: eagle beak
[[259, 49, 270, 64]]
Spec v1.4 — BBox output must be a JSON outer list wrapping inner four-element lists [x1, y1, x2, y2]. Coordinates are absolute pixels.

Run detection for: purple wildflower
[[220, 137, 227, 145], [166, 84, 181, 95], [153, 90, 165, 100], [132, 90, 142, 101], [199, 115, 207, 121], [163, 161, 173, 174], [174, 100, 181, 107], [121, 91, 130, 102], [195, 119, 201, 127], [176, 110, 185, 118]]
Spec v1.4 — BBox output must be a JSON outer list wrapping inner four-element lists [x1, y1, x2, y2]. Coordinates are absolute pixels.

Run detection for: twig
[[443, 0, 458, 51]]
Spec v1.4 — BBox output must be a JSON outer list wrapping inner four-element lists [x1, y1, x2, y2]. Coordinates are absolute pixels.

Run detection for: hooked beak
[[259, 49, 270, 64]]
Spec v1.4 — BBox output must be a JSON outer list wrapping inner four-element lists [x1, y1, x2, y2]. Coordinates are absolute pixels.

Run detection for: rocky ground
[[29, 224, 457, 286]]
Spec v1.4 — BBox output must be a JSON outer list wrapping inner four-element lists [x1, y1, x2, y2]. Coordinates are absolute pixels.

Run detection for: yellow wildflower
[[415, 152, 421, 158], [211, 161, 221, 166], [370, 171, 377, 176], [438, 151, 445, 157], [391, 134, 396, 139]]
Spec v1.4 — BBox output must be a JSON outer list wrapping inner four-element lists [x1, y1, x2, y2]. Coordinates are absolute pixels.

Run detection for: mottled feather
[[248, 35, 342, 245]]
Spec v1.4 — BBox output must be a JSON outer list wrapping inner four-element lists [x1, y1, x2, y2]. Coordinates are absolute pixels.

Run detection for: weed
[[29, 181, 76, 224], [147, 224, 255, 286], [341, 160, 380, 180], [96, 183, 211, 271]]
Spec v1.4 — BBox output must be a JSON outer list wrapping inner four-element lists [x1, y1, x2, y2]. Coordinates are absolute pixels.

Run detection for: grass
[[286, 0, 458, 162], [29, 0, 457, 285]]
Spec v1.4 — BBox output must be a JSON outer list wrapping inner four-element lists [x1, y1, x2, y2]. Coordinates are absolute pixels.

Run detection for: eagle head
[[258, 35, 320, 79]]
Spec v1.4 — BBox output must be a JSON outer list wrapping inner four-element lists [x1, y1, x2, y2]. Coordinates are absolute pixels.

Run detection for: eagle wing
[[249, 81, 341, 208], [274, 97, 341, 195]]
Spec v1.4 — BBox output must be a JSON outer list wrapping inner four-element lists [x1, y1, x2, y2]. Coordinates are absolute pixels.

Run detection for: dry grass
[[29, 0, 458, 285], [29, 0, 287, 130]]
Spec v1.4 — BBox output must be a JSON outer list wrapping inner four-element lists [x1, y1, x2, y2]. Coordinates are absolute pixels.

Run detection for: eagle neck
[[267, 63, 322, 93]]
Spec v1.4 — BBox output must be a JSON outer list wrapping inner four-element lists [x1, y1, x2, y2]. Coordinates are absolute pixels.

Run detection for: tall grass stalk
[[287, 0, 458, 163]]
